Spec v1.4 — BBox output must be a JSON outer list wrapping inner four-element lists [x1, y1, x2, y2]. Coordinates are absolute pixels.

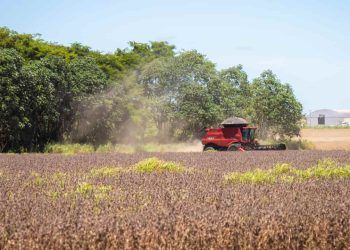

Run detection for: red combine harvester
[[201, 117, 286, 151]]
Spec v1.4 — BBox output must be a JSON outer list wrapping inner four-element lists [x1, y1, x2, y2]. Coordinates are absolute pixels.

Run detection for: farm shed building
[[306, 109, 350, 126]]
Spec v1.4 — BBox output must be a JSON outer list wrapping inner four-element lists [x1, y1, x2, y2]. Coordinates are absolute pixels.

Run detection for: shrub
[[76, 182, 94, 195], [225, 160, 350, 185], [282, 139, 315, 150], [46, 142, 201, 154], [299, 159, 350, 180], [45, 143, 95, 154], [225, 169, 276, 184], [134, 157, 185, 173], [272, 163, 293, 175]]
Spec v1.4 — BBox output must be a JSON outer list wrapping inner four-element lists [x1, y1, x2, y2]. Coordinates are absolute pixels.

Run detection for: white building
[[306, 109, 350, 126]]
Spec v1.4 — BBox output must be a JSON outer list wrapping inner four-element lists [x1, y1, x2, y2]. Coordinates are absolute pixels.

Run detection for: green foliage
[[226, 168, 277, 184], [259, 139, 315, 150], [272, 163, 294, 175], [176, 83, 222, 139], [45, 142, 200, 154], [1, 27, 304, 151], [45, 143, 94, 154], [75, 182, 112, 200], [250, 70, 303, 139], [219, 65, 251, 118], [137, 50, 224, 140], [0, 45, 108, 152], [295, 159, 350, 180], [30, 172, 46, 187], [0, 27, 74, 61], [134, 157, 185, 173], [90, 166, 123, 177], [281, 139, 316, 150], [0, 48, 27, 152], [76, 182, 94, 195], [225, 160, 350, 185]]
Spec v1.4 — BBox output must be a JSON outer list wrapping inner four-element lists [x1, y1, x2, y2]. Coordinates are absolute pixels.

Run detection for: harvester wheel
[[227, 143, 241, 151], [204, 146, 216, 152]]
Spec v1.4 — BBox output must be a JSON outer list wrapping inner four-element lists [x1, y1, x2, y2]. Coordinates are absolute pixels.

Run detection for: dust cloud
[[70, 70, 204, 152], [163, 141, 203, 152]]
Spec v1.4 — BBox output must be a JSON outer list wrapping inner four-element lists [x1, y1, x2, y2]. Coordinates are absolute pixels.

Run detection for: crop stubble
[[1, 151, 350, 249]]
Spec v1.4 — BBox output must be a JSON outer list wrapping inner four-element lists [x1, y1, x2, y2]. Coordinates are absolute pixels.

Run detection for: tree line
[[0, 27, 303, 152]]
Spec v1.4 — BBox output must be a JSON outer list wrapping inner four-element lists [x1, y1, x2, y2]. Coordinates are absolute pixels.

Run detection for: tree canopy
[[0, 27, 303, 152]]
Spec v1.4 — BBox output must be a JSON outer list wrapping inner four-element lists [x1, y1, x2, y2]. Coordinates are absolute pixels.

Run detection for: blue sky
[[1, 0, 349, 113]]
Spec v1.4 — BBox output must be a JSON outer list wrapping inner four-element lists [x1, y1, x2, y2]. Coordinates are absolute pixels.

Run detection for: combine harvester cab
[[201, 117, 286, 152]]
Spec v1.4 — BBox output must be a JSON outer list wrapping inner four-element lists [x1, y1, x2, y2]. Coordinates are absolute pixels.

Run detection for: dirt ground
[[301, 128, 350, 150]]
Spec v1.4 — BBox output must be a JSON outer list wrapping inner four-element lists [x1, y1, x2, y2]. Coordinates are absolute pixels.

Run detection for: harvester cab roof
[[220, 117, 248, 127]]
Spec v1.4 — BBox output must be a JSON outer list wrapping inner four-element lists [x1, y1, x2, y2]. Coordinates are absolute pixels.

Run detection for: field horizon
[[301, 128, 350, 150]]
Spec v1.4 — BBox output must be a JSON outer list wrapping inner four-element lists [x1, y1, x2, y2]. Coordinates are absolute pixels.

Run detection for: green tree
[[176, 83, 222, 139], [19, 60, 60, 151], [0, 49, 27, 151], [150, 41, 175, 58], [251, 70, 303, 138], [137, 50, 223, 140], [0, 27, 305, 150], [47, 56, 108, 141], [0, 48, 108, 152], [219, 65, 251, 118]]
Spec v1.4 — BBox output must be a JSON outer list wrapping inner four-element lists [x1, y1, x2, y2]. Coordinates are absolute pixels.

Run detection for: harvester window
[[242, 129, 249, 141], [250, 129, 255, 140]]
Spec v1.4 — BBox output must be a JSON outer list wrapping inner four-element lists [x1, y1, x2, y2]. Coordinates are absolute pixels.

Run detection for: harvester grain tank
[[201, 117, 286, 151]]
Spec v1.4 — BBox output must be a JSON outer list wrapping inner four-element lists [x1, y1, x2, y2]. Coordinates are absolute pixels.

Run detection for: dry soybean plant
[[0, 151, 350, 249]]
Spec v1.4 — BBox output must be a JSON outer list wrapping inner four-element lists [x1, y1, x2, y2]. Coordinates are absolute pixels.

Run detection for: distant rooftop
[[310, 109, 350, 115], [335, 109, 350, 114]]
